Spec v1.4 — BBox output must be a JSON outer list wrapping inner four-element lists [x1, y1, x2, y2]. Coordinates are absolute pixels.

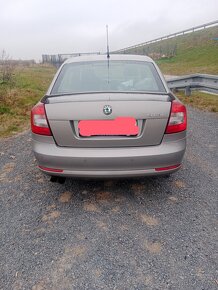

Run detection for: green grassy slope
[[0, 65, 56, 137], [122, 26, 218, 75]]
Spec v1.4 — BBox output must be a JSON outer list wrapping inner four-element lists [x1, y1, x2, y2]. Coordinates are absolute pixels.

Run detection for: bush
[[0, 50, 15, 87]]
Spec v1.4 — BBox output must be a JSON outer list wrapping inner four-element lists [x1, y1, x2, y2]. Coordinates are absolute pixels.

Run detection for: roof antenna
[[106, 25, 110, 59]]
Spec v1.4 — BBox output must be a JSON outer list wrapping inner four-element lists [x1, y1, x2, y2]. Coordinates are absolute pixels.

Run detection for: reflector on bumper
[[155, 164, 181, 171], [39, 166, 63, 173]]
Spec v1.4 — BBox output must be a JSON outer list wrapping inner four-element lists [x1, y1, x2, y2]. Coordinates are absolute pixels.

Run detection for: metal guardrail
[[166, 74, 218, 96], [115, 20, 218, 53]]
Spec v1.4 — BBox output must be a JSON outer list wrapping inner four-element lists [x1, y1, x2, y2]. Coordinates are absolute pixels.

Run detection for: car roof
[[64, 54, 155, 64]]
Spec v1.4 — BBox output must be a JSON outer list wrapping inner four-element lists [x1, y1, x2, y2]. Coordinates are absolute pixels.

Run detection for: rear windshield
[[51, 60, 166, 94]]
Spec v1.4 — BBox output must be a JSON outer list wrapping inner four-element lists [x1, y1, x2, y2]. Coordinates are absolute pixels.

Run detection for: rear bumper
[[32, 132, 186, 178]]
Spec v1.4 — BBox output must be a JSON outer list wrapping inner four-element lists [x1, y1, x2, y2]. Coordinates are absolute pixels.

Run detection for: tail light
[[165, 101, 187, 134], [31, 103, 52, 135]]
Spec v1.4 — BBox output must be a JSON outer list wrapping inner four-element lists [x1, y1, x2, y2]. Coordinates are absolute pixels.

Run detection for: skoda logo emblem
[[103, 105, 112, 115]]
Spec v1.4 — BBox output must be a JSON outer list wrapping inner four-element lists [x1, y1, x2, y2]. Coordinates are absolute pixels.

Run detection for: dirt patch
[[144, 275, 153, 285], [141, 214, 159, 226], [96, 220, 108, 231], [37, 177, 44, 183], [0, 162, 15, 182], [196, 268, 205, 279], [110, 206, 120, 213], [168, 196, 179, 203], [131, 183, 144, 196], [3, 162, 15, 173], [144, 240, 162, 254], [65, 245, 87, 257], [12, 279, 23, 290], [84, 202, 100, 213], [32, 281, 46, 290], [93, 269, 102, 278], [40, 189, 49, 196], [59, 191, 72, 203], [115, 196, 126, 203], [96, 191, 112, 202], [42, 210, 61, 222], [46, 204, 56, 210], [173, 180, 186, 188], [36, 227, 46, 234], [14, 175, 22, 182], [120, 224, 129, 231]]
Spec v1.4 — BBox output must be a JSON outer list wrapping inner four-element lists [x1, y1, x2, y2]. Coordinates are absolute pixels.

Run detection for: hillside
[[120, 26, 218, 75]]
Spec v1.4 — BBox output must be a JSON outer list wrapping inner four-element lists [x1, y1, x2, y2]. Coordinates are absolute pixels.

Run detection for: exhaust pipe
[[58, 177, 66, 184], [50, 176, 58, 182], [50, 176, 66, 184]]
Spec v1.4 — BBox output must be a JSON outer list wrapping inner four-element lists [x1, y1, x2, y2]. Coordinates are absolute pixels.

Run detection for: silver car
[[31, 55, 187, 182]]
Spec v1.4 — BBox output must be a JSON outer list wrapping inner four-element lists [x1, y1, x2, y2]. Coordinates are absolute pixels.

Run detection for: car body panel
[[32, 131, 186, 177], [32, 54, 187, 178], [45, 97, 171, 147]]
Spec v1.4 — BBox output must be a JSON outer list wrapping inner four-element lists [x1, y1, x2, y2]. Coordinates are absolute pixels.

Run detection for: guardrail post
[[185, 86, 191, 96]]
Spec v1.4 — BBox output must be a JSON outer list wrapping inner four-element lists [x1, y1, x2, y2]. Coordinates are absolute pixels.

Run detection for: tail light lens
[[165, 101, 187, 134], [31, 103, 52, 135]]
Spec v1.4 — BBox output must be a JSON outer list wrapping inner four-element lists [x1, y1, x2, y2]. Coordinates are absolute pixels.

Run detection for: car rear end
[[31, 55, 187, 178]]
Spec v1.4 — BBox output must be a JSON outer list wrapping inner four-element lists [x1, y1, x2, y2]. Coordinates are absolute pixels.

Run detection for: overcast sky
[[0, 0, 217, 61]]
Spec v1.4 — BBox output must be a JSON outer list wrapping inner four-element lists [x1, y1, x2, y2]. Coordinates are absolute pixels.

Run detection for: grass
[[177, 91, 218, 113], [157, 43, 218, 75], [0, 65, 56, 137], [123, 26, 218, 75]]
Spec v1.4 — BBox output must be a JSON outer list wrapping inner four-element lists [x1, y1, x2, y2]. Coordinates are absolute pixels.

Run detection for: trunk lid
[[45, 93, 171, 148]]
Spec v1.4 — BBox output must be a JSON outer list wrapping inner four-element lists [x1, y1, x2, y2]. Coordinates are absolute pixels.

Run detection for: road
[[0, 106, 217, 290]]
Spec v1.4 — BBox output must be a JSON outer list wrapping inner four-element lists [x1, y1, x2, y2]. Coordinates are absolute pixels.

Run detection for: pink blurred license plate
[[78, 117, 139, 137]]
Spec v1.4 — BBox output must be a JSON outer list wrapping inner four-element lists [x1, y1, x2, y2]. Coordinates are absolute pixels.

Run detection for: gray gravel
[[0, 106, 217, 290]]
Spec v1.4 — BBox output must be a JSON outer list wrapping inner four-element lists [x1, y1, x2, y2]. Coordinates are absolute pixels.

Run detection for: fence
[[42, 52, 101, 67]]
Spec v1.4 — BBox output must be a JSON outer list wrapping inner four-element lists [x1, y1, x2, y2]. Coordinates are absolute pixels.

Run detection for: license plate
[[78, 117, 139, 137]]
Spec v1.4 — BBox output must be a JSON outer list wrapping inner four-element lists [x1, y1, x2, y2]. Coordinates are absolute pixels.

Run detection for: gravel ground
[[0, 106, 217, 290]]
